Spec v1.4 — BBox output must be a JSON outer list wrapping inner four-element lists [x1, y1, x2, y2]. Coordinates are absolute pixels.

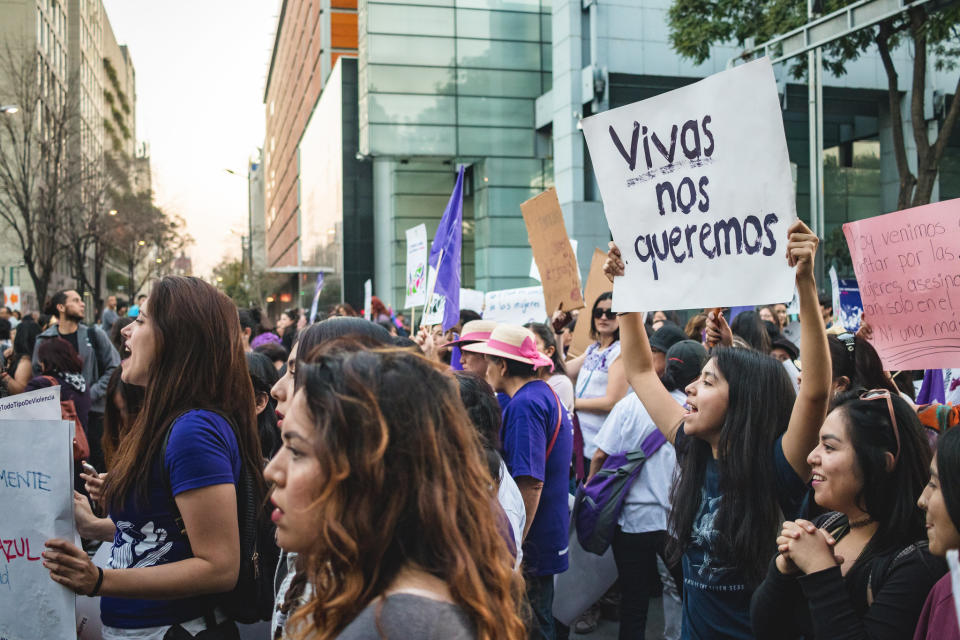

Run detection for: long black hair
[[937, 426, 960, 533], [729, 310, 771, 353], [668, 347, 796, 586], [246, 351, 280, 458], [455, 371, 503, 482], [828, 334, 897, 394], [524, 322, 566, 376], [832, 390, 929, 556]]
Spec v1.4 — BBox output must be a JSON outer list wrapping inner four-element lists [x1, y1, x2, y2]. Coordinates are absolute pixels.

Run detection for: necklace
[[848, 515, 875, 528]]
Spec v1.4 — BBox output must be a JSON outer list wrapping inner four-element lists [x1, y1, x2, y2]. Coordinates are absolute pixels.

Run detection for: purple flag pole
[[428, 165, 465, 331]]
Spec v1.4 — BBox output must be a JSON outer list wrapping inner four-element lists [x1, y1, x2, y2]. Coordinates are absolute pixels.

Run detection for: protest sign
[[404, 224, 429, 309], [1, 286, 21, 312], [837, 279, 863, 332], [569, 249, 614, 358], [460, 288, 485, 314], [530, 239, 578, 282], [843, 198, 960, 369], [482, 287, 547, 326], [580, 57, 796, 311], [0, 385, 62, 420], [0, 419, 76, 639], [521, 188, 584, 314]]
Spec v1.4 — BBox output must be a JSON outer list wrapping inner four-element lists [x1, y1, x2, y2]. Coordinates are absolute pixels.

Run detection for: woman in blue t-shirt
[[604, 219, 831, 640], [42, 276, 266, 639], [463, 324, 573, 640]]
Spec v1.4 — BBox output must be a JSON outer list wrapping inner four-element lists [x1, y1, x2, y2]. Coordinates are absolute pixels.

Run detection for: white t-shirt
[[592, 390, 683, 534], [497, 459, 526, 569], [575, 341, 623, 459], [547, 373, 575, 418]]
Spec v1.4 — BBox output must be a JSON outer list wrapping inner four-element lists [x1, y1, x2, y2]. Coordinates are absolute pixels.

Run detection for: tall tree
[[668, 0, 960, 209], [0, 44, 82, 305]]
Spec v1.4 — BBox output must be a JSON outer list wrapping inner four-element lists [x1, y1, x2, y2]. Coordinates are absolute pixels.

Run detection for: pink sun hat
[[462, 325, 553, 370], [443, 319, 499, 349]]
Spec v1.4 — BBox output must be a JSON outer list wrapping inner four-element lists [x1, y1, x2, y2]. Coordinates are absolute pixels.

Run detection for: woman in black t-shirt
[[751, 390, 945, 640]]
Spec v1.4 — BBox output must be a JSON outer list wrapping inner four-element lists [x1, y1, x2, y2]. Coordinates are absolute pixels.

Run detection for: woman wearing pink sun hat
[[463, 324, 573, 640]]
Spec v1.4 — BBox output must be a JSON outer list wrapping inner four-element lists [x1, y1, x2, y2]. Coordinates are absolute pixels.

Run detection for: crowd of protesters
[[3, 216, 960, 640]]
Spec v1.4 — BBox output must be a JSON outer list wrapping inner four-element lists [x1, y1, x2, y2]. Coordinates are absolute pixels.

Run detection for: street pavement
[[570, 596, 666, 640]]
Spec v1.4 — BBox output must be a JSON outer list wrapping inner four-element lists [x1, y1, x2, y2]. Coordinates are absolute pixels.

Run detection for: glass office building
[[358, 0, 553, 307]]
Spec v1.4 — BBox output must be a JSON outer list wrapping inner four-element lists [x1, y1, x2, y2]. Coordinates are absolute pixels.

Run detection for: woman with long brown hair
[[266, 340, 526, 639], [42, 276, 265, 639]]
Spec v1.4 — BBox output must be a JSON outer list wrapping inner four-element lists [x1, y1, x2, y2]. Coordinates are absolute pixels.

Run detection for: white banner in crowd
[[580, 57, 796, 311], [0, 418, 76, 639], [1, 286, 21, 312], [0, 385, 62, 420], [483, 286, 547, 326], [459, 288, 485, 314], [363, 279, 372, 319], [404, 224, 429, 309]]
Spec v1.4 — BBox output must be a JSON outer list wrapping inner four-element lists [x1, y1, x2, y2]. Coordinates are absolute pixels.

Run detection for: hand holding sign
[[43, 538, 100, 595]]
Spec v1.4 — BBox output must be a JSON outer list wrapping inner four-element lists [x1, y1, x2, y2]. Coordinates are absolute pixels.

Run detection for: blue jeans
[[525, 573, 557, 640]]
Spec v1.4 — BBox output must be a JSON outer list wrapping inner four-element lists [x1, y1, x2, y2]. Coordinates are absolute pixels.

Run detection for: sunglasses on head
[[859, 388, 901, 464], [593, 308, 616, 320]]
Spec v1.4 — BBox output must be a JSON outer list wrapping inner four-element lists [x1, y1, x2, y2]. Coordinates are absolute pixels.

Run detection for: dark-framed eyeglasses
[[860, 388, 901, 463], [593, 308, 616, 320]]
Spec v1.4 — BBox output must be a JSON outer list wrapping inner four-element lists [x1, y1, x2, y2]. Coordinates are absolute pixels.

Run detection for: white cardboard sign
[[0, 418, 76, 639], [0, 386, 62, 420], [482, 286, 547, 326], [404, 224, 429, 309], [580, 57, 796, 311]]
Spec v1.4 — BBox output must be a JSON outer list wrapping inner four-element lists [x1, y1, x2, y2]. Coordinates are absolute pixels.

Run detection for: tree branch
[[877, 24, 916, 209]]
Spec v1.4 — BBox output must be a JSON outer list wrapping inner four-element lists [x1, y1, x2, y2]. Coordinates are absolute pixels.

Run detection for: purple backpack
[[573, 429, 667, 555]]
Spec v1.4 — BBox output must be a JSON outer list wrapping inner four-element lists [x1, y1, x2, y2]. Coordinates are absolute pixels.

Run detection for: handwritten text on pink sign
[[843, 199, 960, 370]]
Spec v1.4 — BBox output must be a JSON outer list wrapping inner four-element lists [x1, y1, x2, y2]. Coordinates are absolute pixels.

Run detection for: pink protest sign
[[843, 198, 960, 370]]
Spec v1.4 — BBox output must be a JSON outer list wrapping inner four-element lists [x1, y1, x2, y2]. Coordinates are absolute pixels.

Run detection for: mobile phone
[[81, 461, 97, 475]]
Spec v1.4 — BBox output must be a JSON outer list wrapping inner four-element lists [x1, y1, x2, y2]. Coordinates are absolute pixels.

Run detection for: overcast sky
[[101, 1, 279, 277]]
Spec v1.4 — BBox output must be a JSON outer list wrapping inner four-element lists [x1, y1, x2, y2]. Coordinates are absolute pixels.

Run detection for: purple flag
[[917, 369, 946, 405], [428, 166, 464, 331]]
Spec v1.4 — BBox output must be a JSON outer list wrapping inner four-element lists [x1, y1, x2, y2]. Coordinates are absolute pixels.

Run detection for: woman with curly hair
[[265, 340, 526, 639]]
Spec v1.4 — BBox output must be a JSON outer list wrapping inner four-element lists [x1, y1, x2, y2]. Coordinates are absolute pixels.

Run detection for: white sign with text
[[580, 58, 796, 311], [404, 224, 429, 309], [483, 287, 547, 326], [0, 419, 76, 640]]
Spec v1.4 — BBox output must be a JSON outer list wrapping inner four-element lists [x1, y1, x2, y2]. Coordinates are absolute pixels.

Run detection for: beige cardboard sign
[[521, 188, 585, 315], [568, 248, 613, 358]]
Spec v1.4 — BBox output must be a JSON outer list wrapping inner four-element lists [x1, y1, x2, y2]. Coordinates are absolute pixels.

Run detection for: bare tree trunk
[[876, 24, 916, 210]]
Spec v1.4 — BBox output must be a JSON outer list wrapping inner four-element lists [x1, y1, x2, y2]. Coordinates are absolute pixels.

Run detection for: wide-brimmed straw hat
[[443, 320, 498, 349], [462, 325, 553, 369]]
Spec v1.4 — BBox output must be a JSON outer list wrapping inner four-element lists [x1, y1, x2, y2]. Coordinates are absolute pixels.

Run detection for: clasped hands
[[776, 519, 845, 576]]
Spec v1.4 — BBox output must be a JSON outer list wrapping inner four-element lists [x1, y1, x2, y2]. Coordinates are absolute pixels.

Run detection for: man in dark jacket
[[34, 290, 120, 471]]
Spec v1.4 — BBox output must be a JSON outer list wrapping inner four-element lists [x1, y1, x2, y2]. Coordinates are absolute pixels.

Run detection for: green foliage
[[212, 258, 253, 306], [667, 0, 957, 79]]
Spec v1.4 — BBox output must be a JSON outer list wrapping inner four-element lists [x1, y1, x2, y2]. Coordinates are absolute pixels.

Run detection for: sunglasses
[[860, 388, 901, 463], [593, 308, 617, 320]]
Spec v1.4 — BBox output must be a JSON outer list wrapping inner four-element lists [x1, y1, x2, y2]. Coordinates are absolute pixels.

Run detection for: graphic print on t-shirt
[[110, 520, 174, 570], [690, 493, 723, 581]]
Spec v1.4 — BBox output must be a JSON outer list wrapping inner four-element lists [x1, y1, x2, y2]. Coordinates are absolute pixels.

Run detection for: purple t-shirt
[[101, 410, 241, 629], [500, 380, 572, 576]]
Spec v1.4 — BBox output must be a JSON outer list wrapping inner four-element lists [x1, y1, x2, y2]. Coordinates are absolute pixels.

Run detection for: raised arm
[[780, 221, 831, 478], [604, 244, 686, 445]]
